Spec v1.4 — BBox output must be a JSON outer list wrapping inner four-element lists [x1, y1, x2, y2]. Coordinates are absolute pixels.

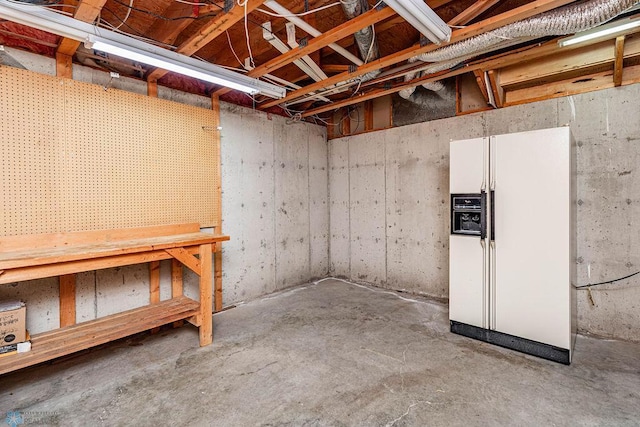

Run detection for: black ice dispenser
[[451, 193, 485, 237]]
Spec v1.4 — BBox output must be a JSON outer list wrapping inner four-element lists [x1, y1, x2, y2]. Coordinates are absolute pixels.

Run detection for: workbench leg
[[149, 261, 160, 304], [148, 261, 161, 334], [199, 243, 213, 346], [171, 258, 183, 298], [59, 274, 76, 327], [171, 259, 185, 328], [214, 246, 223, 312]]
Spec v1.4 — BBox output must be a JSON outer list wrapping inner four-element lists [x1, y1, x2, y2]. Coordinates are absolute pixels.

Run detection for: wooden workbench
[[0, 223, 229, 375]]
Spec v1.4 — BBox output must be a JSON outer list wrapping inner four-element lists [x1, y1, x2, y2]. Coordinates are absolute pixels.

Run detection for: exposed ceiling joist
[[259, 0, 579, 110], [448, 0, 500, 26], [302, 22, 640, 118], [145, 2, 200, 46], [146, 0, 267, 82], [57, 0, 107, 56], [213, 5, 396, 96]]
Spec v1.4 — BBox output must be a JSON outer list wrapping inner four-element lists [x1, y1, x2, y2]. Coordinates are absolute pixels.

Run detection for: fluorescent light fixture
[[383, 0, 451, 44], [0, 0, 285, 98], [558, 16, 640, 47]]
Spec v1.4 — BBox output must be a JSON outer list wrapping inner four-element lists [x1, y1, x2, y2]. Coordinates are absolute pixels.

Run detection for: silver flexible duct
[[341, 0, 381, 82], [399, 0, 640, 100]]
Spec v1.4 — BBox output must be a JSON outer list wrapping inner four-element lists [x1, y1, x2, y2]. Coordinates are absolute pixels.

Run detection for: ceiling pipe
[[262, 21, 327, 82], [340, 0, 381, 82]]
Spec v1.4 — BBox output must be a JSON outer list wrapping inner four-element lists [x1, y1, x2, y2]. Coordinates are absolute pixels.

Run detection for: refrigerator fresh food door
[[449, 137, 489, 329], [491, 128, 571, 350]]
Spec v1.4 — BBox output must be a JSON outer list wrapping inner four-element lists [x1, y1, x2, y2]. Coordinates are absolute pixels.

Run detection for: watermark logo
[[4, 411, 23, 427], [4, 411, 59, 426]]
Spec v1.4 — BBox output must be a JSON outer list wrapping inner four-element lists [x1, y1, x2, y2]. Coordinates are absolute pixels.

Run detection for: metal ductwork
[[341, 0, 381, 82], [399, 0, 640, 101]]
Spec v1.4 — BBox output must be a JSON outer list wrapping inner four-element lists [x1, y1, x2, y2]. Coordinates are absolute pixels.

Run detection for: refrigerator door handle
[[490, 190, 495, 242], [480, 190, 487, 239]]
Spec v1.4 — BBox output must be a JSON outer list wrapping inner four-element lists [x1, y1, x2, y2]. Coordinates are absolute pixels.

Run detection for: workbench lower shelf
[[0, 296, 200, 375]]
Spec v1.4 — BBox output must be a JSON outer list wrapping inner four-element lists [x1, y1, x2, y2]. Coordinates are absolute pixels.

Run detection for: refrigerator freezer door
[[491, 128, 571, 350], [449, 137, 488, 328], [450, 235, 486, 328], [450, 137, 486, 194]]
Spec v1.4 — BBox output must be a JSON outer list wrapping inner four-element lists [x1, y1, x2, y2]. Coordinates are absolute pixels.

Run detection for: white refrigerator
[[449, 127, 577, 364]]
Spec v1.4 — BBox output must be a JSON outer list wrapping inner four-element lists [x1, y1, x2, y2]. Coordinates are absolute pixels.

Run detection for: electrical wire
[[226, 30, 246, 68], [238, 0, 255, 69], [575, 271, 640, 289], [172, 0, 213, 5], [99, 9, 176, 47], [109, 0, 220, 21], [114, 0, 134, 30]]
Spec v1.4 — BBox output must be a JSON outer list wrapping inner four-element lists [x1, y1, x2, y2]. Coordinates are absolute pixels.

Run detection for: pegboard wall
[[0, 66, 219, 236]]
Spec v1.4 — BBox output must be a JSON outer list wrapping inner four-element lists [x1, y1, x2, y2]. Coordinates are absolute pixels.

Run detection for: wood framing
[[146, 2, 200, 46], [487, 70, 504, 107], [57, 0, 108, 56], [55, 52, 73, 79], [59, 274, 76, 327], [147, 0, 266, 82], [448, 0, 501, 26], [614, 35, 626, 86], [259, 0, 577, 109]]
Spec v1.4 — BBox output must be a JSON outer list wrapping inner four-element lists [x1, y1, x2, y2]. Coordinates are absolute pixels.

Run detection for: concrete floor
[[2, 279, 639, 426]]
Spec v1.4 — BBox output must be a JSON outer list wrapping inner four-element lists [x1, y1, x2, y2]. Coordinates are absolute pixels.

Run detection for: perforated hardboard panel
[[0, 67, 219, 236]]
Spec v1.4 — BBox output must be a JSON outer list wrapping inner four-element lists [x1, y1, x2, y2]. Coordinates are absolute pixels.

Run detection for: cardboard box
[[0, 301, 26, 344]]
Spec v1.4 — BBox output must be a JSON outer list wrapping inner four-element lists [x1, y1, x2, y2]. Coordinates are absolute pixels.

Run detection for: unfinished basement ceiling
[[0, 0, 639, 120]]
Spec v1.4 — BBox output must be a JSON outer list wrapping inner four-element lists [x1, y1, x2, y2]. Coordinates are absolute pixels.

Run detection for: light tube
[[88, 39, 262, 95], [383, 0, 451, 44], [558, 16, 640, 47], [0, 0, 286, 98]]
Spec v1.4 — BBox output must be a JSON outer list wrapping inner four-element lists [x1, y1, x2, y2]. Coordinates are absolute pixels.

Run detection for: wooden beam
[[364, 100, 374, 131], [55, 52, 73, 79], [260, 0, 577, 109], [171, 259, 184, 298], [322, 64, 351, 73], [165, 248, 202, 275], [57, 0, 108, 56], [342, 111, 351, 136], [149, 261, 161, 304], [59, 274, 76, 327], [147, 79, 158, 97], [213, 6, 396, 97], [614, 35, 626, 86], [505, 63, 640, 105], [147, 0, 266, 82], [499, 34, 640, 89], [487, 70, 504, 107], [199, 243, 213, 346], [473, 69, 490, 103], [448, 0, 501, 27], [145, 2, 200, 46]]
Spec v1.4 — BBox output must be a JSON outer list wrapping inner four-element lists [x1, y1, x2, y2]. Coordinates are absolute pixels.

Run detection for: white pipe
[[263, 0, 364, 66]]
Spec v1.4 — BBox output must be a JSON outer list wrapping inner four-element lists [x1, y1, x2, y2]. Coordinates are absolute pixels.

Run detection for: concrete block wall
[[0, 49, 328, 334], [329, 85, 640, 342]]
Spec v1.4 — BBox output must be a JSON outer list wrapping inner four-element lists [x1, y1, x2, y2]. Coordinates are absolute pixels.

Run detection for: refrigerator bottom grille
[[450, 321, 570, 365]]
